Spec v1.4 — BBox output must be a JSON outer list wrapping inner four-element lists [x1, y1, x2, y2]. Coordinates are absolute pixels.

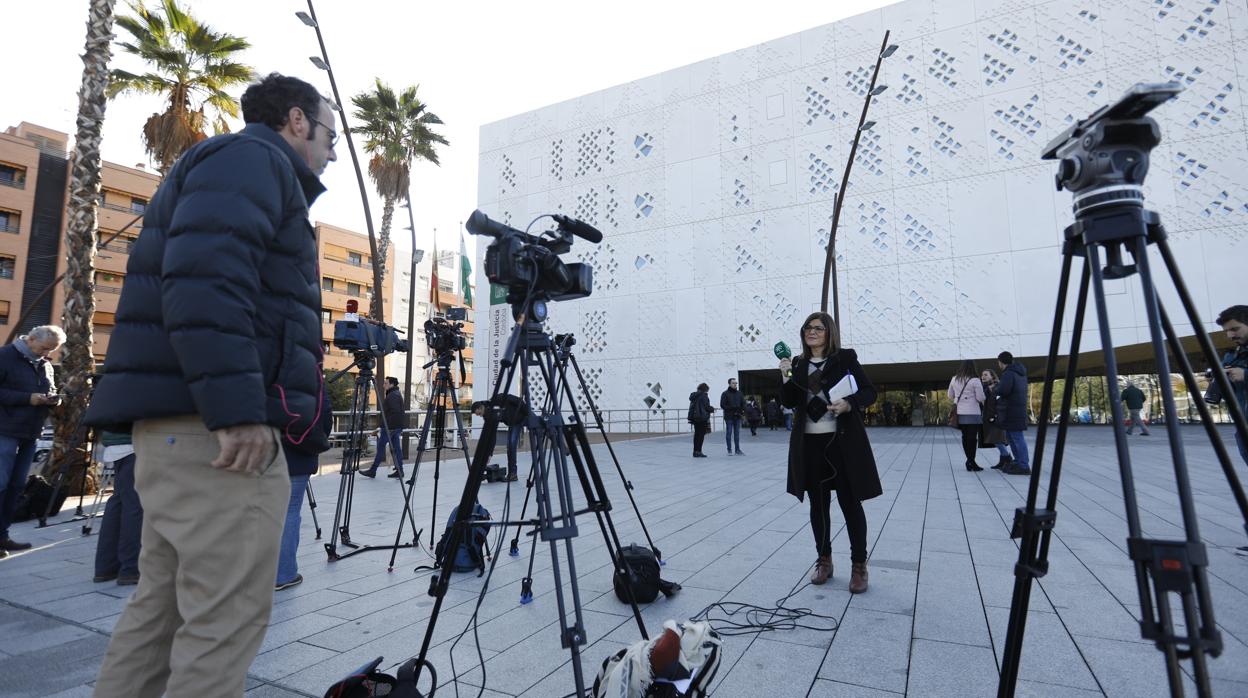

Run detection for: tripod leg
[[388, 393, 439, 571], [305, 481, 322, 540]]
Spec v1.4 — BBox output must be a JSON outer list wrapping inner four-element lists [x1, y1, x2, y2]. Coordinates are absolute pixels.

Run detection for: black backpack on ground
[[613, 544, 681, 603], [12, 475, 66, 523], [434, 503, 491, 575]]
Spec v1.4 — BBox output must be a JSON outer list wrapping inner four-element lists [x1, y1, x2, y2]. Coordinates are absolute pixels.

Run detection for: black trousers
[[958, 424, 979, 464], [692, 421, 709, 453], [803, 432, 868, 563]]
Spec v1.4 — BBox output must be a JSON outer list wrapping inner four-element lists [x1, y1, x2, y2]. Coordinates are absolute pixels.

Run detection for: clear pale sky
[[2, 0, 891, 260]]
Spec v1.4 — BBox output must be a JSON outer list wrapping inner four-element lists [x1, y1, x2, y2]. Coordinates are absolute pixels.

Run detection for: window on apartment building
[[438, 250, 454, 268], [0, 209, 18, 234], [130, 197, 148, 214], [322, 310, 332, 324], [0, 300, 9, 324], [322, 277, 335, 292], [438, 279, 454, 294], [0, 164, 26, 188], [347, 251, 362, 266], [0, 255, 15, 279], [347, 282, 362, 297]]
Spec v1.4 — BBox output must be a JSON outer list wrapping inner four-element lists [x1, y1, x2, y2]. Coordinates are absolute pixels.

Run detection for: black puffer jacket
[[0, 343, 55, 440], [85, 123, 329, 455], [687, 391, 713, 423], [995, 362, 1029, 432]]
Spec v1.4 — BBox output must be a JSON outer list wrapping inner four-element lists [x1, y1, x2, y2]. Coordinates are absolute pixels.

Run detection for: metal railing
[[325, 254, 367, 267], [0, 177, 26, 190], [94, 285, 122, 294]]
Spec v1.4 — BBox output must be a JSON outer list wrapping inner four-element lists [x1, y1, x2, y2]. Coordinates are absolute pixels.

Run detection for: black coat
[[719, 388, 744, 418], [382, 386, 408, 430], [85, 124, 330, 455], [284, 391, 333, 477], [995, 362, 1029, 431], [980, 387, 1007, 445], [0, 343, 55, 440], [763, 400, 782, 424], [780, 350, 882, 502], [744, 403, 762, 425], [687, 391, 713, 423]]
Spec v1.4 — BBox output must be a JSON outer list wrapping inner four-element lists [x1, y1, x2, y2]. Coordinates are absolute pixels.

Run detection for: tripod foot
[[520, 577, 533, 605], [509, 543, 520, 558]]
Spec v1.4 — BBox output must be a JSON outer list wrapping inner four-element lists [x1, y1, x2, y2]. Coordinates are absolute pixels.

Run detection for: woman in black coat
[[779, 311, 880, 594], [687, 383, 714, 458]]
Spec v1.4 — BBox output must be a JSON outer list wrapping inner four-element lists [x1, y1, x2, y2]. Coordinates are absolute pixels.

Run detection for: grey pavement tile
[[713, 637, 826, 698], [0, 633, 110, 698], [808, 679, 902, 697], [907, 638, 999, 697], [248, 641, 342, 682], [914, 551, 992, 647], [269, 588, 359, 624], [1072, 634, 1198, 698], [43, 685, 96, 698], [984, 606, 1099, 691], [259, 612, 352, 654], [817, 606, 911, 693], [32, 591, 132, 622]]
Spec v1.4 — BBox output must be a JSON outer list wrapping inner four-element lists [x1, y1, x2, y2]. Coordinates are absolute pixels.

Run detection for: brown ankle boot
[[810, 555, 832, 585], [849, 561, 869, 593]]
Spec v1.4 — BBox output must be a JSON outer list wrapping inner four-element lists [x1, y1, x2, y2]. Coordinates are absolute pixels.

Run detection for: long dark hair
[[798, 311, 840, 360], [955, 359, 977, 380]]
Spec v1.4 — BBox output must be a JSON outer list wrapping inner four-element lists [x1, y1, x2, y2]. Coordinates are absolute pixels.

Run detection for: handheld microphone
[[551, 214, 603, 243], [774, 341, 793, 379]]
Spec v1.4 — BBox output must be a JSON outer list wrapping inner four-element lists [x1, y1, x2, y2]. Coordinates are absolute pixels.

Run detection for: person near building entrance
[[995, 351, 1031, 475], [720, 378, 744, 455], [687, 384, 714, 458], [980, 369, 1012, 469], [1122, 380, 1150, 436], [779, 311, 880, 594]]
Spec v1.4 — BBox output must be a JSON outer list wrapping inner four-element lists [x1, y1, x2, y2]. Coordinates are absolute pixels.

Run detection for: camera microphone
[[552, 214, 603, 244]]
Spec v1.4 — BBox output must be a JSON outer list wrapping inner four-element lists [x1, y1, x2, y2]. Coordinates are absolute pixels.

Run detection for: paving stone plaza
[[1, 425, 1246, 697]]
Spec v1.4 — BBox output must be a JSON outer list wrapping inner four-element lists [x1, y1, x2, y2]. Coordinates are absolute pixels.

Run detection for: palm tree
[[351, 79, 448, 312], [48, 0, 118, 493], [108, 0, 254, 175]]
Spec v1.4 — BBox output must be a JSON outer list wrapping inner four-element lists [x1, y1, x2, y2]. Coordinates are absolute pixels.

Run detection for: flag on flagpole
[[430, 235, 440, 309], [459, 230, 473, 307]]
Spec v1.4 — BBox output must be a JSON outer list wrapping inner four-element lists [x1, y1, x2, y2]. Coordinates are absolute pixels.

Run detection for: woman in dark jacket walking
[[687, 384, 714, 458], [779, 311, 880, 594]]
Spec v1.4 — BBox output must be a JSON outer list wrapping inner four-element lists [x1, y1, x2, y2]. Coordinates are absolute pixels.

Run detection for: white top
[[805, 359, 838, 434]]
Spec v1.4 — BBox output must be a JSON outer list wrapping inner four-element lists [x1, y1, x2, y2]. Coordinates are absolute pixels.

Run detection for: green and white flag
[[459, 231, 473, 307]]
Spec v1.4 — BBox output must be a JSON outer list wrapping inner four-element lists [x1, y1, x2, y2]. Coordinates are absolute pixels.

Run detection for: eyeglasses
[[306, 114, 339, 148], [802, 325, 827, 334]]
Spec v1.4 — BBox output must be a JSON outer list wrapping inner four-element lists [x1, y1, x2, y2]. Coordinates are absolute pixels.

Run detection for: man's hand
[[1228, 367, 1245, 383], [212, 424, 277, 475]]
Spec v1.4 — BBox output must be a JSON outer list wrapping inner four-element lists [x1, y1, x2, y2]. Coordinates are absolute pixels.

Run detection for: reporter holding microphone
[[778, 312, 881, 593]]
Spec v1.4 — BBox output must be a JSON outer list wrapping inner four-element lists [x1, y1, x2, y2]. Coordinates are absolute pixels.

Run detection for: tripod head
[[328, 351, 378, 385], [1042, 82, 1181, 217]]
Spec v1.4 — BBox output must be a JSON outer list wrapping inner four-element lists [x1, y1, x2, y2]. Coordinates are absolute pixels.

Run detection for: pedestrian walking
[[779, 311, 880, 594], [948, 360, 986, 472], [744, 397, 762, 436], [1121, 380, 1151, 435]]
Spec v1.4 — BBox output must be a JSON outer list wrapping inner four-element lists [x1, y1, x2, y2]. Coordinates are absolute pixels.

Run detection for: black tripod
[[999, 83, 1248, 697], [386, 350, 472, 572], [324, 352, 421, 561], [410, 299, 650, 697], [505, 332, 663, 604], [39, 424, 100, 528]]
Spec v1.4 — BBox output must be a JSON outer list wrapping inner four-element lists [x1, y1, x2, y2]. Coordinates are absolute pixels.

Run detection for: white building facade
[[475, 0, 1248, 421]]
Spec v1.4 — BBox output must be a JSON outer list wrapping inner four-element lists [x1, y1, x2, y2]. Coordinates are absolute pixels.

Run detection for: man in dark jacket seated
[[0, 325, 64, 557], [85, 73, 336, 698]]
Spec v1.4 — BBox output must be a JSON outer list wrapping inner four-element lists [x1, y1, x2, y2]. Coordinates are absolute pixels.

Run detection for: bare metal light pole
[[820, 32, 897, 322], [296, 3, 384, 325], [400, 195, 425, 456]]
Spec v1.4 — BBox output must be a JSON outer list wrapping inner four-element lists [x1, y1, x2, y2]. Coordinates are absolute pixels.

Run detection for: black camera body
[[466, 210, 596, 305], [425, 316, 467, 355], [333, 317, 409, 357]]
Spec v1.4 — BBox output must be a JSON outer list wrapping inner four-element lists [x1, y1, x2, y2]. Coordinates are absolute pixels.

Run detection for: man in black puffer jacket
[[994, 351, 1031, 475], [87, 74, 336, 698]]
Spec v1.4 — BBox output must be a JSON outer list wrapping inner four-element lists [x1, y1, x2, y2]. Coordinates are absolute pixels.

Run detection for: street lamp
[[295, 1, 385, 325], [400, 194, 427, 456], [820, 30, 897, 321]]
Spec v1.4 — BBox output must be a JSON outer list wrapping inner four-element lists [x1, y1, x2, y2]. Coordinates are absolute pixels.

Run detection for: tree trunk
[[372, 196, 394, 319], [48, 0, 117, 495]]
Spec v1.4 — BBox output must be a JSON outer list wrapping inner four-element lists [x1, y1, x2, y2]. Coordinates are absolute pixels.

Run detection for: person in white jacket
[[948, 360, 986, 472]]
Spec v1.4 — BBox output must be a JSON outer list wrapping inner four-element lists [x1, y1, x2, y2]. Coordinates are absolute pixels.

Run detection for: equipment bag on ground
[[613, 544, 681, 604], [434, 503, 491, 574], [12, 475, 68, 523], [593, 620, 722, 698]]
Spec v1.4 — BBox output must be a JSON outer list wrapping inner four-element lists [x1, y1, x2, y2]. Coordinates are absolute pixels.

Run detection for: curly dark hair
[[241, 73, 325, 139], [1216, 305, 1248, 327]]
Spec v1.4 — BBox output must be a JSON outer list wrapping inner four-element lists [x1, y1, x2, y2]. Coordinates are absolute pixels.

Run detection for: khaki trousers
[[93, 416, 289, 698]]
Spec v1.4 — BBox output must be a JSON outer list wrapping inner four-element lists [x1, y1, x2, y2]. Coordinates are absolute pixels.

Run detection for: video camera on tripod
[[465, 210, 599, 316], [332, 300, 409, 358], [424, 308, 467, 356]]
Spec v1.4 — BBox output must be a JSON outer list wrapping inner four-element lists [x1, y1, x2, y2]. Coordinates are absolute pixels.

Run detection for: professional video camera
[[465, 210, 600, 307], [425, 310, 467, 355], [333, 300, 409, 357]]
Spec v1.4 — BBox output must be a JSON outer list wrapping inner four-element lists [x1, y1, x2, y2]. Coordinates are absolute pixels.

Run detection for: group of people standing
[[947, 352, 1031, 475]]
